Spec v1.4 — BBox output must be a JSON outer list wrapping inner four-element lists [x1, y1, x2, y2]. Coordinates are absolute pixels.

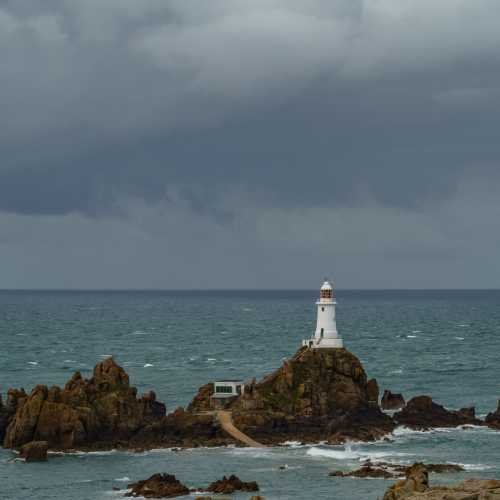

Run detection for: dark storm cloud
[[1, 0, 500, 217]]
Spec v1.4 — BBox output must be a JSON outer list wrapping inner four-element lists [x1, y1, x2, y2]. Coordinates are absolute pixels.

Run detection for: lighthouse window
[[321, 328, 324, 338], [321, 307, 324, 312]]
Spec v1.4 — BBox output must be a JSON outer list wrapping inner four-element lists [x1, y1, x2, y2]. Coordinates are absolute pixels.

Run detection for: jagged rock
[[206, 475, 259, 494], [486, 400, 500, 429], [0, 389, 27, 442], [382, 390, 406, 411], [126, 473, 189, 498], [394, 396, 482, 430], [383, 463, 429, 499], [383, 464, 500, 499], [367, 378, 380, 406], [3, 358, 166, 450], [20, 441, 48, 462], [189, 347, 395, 444], [330, 465, 395, 479]]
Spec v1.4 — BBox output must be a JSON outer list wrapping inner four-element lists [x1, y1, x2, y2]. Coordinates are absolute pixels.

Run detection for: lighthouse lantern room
[[302, 279, 343, 349]]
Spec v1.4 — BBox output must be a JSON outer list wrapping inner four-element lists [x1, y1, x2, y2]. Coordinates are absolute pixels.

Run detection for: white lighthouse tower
[[302, 279, 343, 349]]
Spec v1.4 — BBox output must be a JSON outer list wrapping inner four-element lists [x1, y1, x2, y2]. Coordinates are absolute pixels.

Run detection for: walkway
[[216, 410, 266, 448]]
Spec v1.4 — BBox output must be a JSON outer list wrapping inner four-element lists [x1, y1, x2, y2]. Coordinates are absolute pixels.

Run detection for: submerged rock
[[126, 473, 189, 498], [381, 390, 405, 411], [394, 396, 482, 429], [383, 463, 500, 499], [206, 475, 259, 494], [486, 400, 500, 430], [330, 461, 463, 480], [3, 358, 166, 450], [20, 440, 48, 462]]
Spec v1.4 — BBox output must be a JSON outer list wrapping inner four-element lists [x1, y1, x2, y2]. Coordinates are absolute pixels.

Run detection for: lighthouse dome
[[320, 280, 333, 291]]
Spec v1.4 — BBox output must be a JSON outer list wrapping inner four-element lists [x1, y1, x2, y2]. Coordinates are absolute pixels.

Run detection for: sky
[[1, 0, 500, 289]]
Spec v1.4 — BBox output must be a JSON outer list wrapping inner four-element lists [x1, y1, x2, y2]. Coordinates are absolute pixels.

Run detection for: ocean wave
[[307, 444, 409, 461], [114, 477, 131, 482]]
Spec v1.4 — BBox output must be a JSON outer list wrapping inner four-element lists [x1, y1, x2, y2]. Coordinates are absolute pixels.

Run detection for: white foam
[[282, 441, 304, 448], [114, 477, 131, 482], [450, 462, 493, 471], [455, 337, 465, 340], [143, 363, 154, 368], [28, 361, 39, 365], [389, 369, 403, 375], [407, 335, 417, 338], [307, 444, 408, 461], [412, 330, 422, 334], [207, 358, 216, 362]]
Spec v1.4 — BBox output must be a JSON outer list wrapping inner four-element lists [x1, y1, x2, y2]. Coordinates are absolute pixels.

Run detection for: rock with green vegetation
[[189, 347, 395, 444]]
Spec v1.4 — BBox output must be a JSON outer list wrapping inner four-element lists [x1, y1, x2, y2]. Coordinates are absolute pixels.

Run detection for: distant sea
[[1, 290, 499, 500]]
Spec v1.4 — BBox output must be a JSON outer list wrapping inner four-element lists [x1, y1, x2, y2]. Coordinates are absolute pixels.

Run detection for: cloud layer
[[1, 1, 500, 287]]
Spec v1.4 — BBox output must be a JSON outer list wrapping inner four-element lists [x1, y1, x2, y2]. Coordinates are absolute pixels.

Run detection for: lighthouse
[[302, 279, 343, 349]]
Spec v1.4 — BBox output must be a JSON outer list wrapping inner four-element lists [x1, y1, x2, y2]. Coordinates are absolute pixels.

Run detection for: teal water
[[0, 290, 499, 500]]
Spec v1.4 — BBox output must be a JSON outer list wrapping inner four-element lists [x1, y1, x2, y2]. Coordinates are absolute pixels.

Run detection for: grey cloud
[[1, 0, 500, 218]]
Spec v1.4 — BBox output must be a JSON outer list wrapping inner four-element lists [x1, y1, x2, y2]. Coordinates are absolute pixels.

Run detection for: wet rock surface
[[3, 358, 166, 450], [206, 474, 259, 494], [382, 390, 406, 411], [126, 473, 189, 498], [394, 396, 482, 429], [20, 440, 48, 462], [486, 400, 500, 430], [383, 463, 500, 499]]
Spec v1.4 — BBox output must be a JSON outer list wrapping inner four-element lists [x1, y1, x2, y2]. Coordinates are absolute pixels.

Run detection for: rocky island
[[0, 345, 394, 451], [1, 347, 498, 453]]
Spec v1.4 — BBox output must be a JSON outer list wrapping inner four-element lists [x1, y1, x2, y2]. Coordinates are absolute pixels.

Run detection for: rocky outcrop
[[382, 390, 405, 411], [20, 441, 48, 462], [130, 407, 234, 449], [330, 461, 463, 479], [189, 347, 395, 444], [486, 400, 500, 429], [126, 474, 189, 498], [3, 358, 166, 450], [383, 464, 500, 499], [206, 475, 259, 494], [394, 396, 482, 430]]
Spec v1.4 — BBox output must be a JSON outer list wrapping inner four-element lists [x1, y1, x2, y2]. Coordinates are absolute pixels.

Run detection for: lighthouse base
[[302, 337, 344, 349]]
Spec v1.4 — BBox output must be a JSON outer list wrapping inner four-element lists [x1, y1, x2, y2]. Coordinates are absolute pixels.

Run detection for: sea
[[0, 290, 499, 500]]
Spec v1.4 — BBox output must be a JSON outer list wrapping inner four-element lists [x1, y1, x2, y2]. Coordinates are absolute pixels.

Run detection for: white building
[[302, 279, 344, 349], [212, 380, 245, 399]]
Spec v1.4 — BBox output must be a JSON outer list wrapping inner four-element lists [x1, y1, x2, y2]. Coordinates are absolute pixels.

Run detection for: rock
[[394, 396, 482, 430], [4, 358, 166, 450], [126, 473, 189, 498], [330, 465, 395, 479], [330, 461, 463, 480], [382, 390, 406, 411], [485, 400, 500, 429], [189, 347, 395, 444], [19, 440, 48, 462], [383, 465, 500, 499], [206, 475, 259, 494], [0, 389, 27, 443], [383, 463, 429, 499]]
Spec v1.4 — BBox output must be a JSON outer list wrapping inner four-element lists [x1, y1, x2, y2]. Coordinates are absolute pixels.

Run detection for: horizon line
[[0, 288, 499, 292]]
